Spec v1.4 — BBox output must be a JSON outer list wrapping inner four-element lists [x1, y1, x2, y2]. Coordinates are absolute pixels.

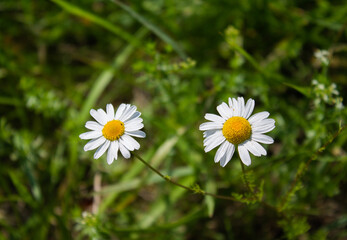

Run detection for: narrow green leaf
[[77, 28, 148, 124], [205, 180, 216, 217], [51, 0, 139, 45], [138, 176, 194, 228], [78, 69, 113, 124], [150, 127, 186, 166], [110, 0, 187, 59], [227, 38, 311, 96], [8, 171, 33, 204]]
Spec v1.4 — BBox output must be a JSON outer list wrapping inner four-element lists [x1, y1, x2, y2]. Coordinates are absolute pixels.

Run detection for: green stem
[[134, 153, 191, 192], [231, 44, 263, 73], [239, 158, 256, 197], [133, 153, 241, 202]]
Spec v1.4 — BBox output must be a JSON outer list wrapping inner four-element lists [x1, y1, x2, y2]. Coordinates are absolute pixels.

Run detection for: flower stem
[[133, 153, 241, 202], [239, 158, 255, 196], [230, 44, 262, 73], [134, 153, 192, 191]]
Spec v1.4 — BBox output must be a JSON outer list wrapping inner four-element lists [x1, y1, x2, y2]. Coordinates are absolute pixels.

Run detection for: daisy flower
[[199, 97, 275, 167], [79, 103, 146, 164]]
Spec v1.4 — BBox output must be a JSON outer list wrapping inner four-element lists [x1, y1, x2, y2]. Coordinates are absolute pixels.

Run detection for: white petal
[[203, 130, 218, 138], [121, 135, 140, 150], [252, 118, 275, 127], [217, 102, 233, 120], [228, 97, 233, 108], [248, 111, 270, 124], [126, 130, 146, 138], [119, 142, 131, 159], [125, 122, 144, 132], [94, 140, 110, 159], [203, 131, 223, 146], [232, 98, 240, 116], [85, 121, 103, 131], [238, 145, 251, 166], [84, 136, 106, 151], [79, 131, 102, 140], [250, 140, 267, 156], [199, 122, 223, 131], [214, 141, 228, 163], [204, 113, 225, 124], [204, 135, 225, 152], [252, 133, 274, 144], [115, 104, 126, 120], [106, 149, 114, 164], [120, 137, 134, 151], [90, 109, 107, 125], [252, 124, 275, 134], [120, 105, 137, 122], [218, 153, 227, 168], [226, 143, 235, 161], [106, 145, 114, 164], [237, 97, 245, 117], [106, 104, 115, 121], [220, 143, 235, 167], [124, 117, 143, 128], [113, 141, 120, 160], [243, 99, 255, 119], [242, 140, 261, 157], [125, 111, 141, 122], [97, 109, 109, 124], [107, 141, 118, 164]]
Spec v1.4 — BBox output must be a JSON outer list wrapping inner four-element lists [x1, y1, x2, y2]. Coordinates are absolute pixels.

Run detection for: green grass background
[[0, 0, 347, 239]]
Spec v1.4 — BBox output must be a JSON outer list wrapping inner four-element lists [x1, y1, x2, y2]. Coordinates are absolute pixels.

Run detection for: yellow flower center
[[222, 117, 251, 145], [102, 120, 125, 141]]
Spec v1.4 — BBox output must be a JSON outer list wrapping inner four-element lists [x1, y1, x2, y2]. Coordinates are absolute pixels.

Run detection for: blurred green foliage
[[0, 0, 347, 239]]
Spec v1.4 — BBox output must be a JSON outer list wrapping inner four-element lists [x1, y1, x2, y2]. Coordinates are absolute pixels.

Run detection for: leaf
[[8, 171, 34, 204], [110, 0, 187, 59], [51, 0, 139, 45], [278, 217, 310, 240], [204, 180, 216, 217], [138, 176, 194, 228], [77, 27, 148, 125], [150, 127, 186, 167]]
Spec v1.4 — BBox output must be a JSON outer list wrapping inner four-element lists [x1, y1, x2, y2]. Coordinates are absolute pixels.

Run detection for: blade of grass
[[8, 170, 34, 205], [138, 176, 195, 228], [109, 0, 187, 59], [51, 0, 140, 45], [205, 180, 216, 218], [77, 27, 148, 124], [227, 40, 311, 96]]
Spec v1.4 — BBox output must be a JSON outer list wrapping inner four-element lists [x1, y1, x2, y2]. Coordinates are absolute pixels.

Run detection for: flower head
[[80, 103, 145, 164], [314, 49, 329, 66], [199, 97, 275, 167]]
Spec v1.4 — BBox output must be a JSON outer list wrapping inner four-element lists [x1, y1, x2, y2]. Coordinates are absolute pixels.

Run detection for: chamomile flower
[[80, 103, 145, 164], [199, 97, 275, 167]]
